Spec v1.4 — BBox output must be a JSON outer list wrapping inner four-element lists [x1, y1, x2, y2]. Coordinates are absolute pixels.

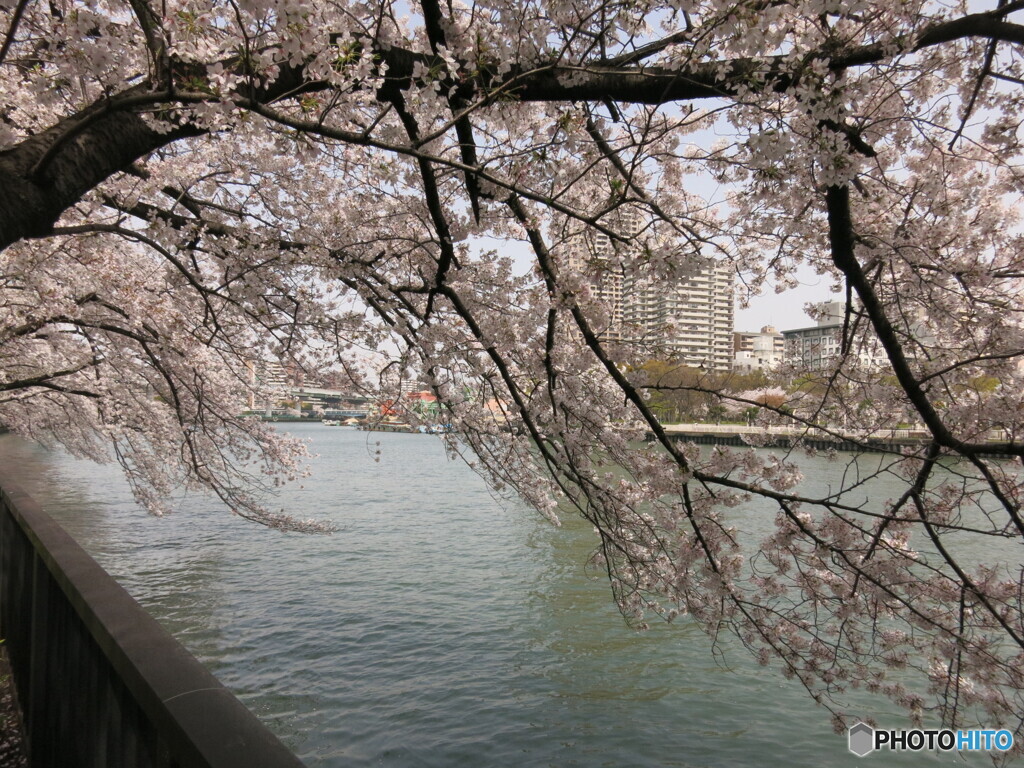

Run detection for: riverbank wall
[[654, 423, 1010, 455], [0, 473, 305, 768]]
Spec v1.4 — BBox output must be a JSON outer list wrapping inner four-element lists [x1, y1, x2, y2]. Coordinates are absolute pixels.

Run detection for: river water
[[0, 425, 1009, 766]]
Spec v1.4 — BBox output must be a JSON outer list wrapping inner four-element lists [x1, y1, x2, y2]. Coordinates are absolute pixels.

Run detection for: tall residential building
[[565, 217, 628, 342], [565, 211, 735, 370], [623, 264, 735, 370]]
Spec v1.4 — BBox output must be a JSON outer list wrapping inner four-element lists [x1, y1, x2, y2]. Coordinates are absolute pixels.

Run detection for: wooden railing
[[0, 474, 306, 768]]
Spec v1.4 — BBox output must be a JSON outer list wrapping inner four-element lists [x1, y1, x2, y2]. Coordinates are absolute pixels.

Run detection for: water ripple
[[0, 427, 992, 768]]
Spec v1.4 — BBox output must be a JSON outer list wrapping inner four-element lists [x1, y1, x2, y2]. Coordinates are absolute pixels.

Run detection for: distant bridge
[[251, 386, 371, 414], [286, 386, 369, 406]]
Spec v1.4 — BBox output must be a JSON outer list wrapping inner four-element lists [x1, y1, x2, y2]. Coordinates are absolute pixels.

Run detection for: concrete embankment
[[655, 423, 961, 454]]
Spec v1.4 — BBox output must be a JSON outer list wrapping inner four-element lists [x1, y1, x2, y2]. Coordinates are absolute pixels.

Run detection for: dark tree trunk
[[0, 88, 197, 250]]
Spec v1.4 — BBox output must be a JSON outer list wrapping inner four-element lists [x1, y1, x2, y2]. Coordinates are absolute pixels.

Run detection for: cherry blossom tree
[[3, 0, 1024, 742]]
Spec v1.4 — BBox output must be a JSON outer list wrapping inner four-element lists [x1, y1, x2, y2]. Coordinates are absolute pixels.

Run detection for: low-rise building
[[782, 301, 886, 370], [733, 325, 785, 371]]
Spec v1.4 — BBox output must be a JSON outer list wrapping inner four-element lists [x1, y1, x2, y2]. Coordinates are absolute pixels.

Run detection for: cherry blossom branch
[[0, 0, 30, 68], [825, 185, 1024, 458], [0, 365, 101, 397], [6, 6, 1024, 254]]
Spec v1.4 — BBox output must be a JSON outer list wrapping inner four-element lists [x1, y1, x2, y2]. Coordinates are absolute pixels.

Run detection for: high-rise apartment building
[[565, 218, 628, 342], [565, 211, 735, 370], [623, 265, 735, 370]]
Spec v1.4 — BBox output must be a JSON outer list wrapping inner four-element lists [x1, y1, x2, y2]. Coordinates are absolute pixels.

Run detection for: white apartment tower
[[623, 265, 735, 370], [566, 219, 627, 341], [566, 210, 735, 370]]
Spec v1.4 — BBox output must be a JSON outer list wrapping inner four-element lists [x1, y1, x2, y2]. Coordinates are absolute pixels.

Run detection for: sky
[[734, 268, 841, 332]]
